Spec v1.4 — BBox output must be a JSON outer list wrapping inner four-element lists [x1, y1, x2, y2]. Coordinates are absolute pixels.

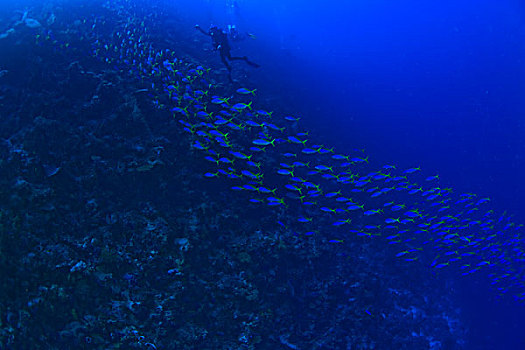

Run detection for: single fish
[[231, 101, 252, 110], [236, 87, 257, 95]]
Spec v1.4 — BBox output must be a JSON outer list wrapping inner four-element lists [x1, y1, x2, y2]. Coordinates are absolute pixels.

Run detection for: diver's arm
[[195, 25, 210, 36]]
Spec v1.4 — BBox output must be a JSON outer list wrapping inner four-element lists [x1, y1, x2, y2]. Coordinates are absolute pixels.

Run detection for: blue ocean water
[[171, 1, 525, 346], [1, 0, 524, 348]]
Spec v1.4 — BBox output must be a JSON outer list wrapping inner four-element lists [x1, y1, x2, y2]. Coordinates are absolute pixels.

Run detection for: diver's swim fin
[[243, 56, 260, 68]]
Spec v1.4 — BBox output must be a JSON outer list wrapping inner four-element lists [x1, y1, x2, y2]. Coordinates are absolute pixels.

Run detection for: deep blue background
[[174, 0, 525, 348], [182, 0, 525, 213]]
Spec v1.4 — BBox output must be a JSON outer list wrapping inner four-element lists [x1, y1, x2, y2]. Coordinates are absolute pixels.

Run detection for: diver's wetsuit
[[196, 25, 259, 81]]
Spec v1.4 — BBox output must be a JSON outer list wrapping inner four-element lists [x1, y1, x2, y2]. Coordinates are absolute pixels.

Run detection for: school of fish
[[43, 0, 525, 302]]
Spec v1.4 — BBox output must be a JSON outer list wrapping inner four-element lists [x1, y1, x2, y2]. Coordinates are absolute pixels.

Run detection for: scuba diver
[[227, 24, 256, 42], [195, 24, 259, 82]]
